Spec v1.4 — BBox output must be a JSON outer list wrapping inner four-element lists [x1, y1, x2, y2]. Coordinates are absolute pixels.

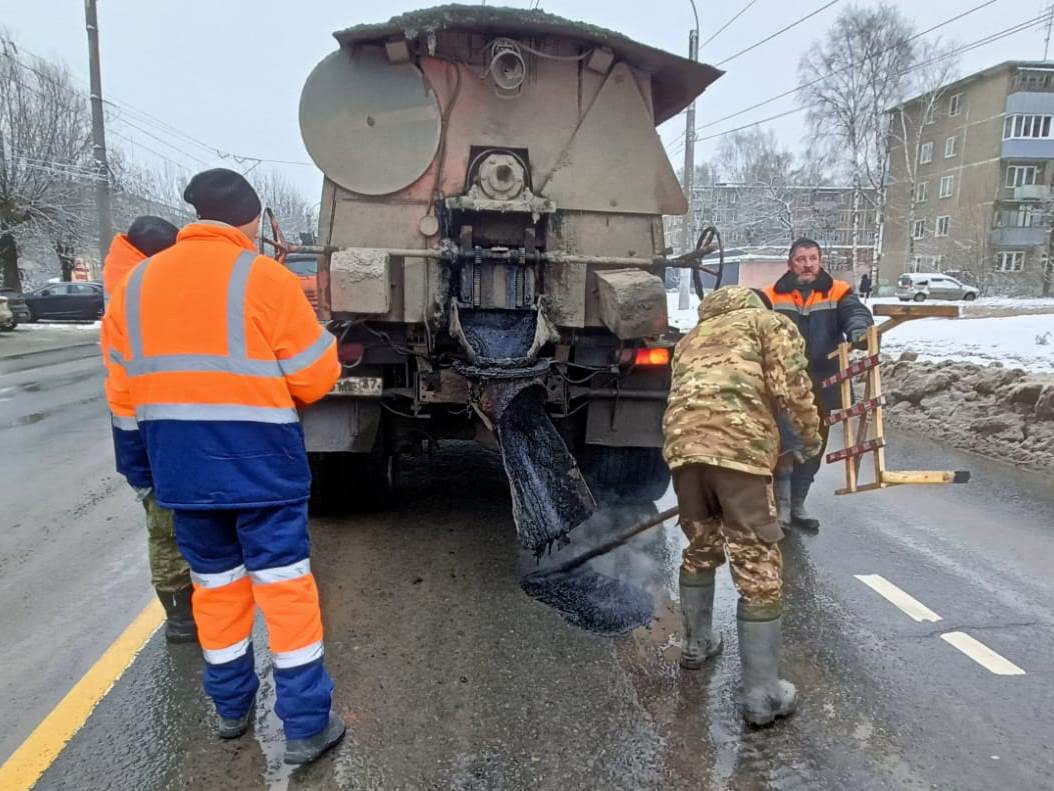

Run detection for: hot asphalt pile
[[880, 355, 1054, 474]]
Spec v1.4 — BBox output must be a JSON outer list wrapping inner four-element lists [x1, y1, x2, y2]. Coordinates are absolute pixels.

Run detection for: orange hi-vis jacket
[[102, 233, 147, 301], [103, 221, 340, 508]]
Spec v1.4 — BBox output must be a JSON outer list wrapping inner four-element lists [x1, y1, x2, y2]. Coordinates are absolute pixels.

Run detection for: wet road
[[2, 337, 1053, 789]]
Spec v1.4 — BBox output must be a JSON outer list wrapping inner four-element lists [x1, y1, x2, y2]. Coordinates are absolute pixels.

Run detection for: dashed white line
[[853, 574, 943, 623], [940, 632, 1026, 676]]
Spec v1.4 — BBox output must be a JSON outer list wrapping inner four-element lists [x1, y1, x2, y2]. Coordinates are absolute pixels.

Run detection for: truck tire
[[308, 443, 393, 515], [575, 445, 671, 506]]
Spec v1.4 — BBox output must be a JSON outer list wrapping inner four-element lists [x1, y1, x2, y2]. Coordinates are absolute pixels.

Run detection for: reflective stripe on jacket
[[102, 222, 340, 508], [102, 234, 152, 487], [762, 269, 873, 411]]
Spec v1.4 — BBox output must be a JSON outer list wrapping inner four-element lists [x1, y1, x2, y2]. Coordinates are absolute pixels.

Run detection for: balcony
[[1002, 138, 1054, 160], [1014, 184, 1052, 200], [991, 226, 1049, 247]]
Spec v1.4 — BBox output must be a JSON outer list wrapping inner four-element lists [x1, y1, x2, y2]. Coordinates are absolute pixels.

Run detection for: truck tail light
[[338, 342, 364, 364], [617, 347, 671, 367], [635, 347, 670, 366]]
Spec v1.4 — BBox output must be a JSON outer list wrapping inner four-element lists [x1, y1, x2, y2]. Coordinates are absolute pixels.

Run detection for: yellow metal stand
[[823, 304, 970, 495]]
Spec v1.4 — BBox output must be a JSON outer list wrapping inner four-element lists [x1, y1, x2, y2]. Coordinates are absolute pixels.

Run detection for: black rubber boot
[[789, 480, 819, 531], [737, 606, 797, 726], [157, 587, 198, 644], [284, 710, 347, 765], [218, 705, 254, 739], [679, 571, 723, 669]]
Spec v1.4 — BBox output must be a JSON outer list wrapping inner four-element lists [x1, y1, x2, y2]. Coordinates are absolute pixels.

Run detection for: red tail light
[[338, 342, 364, 364], [635, 347, 670, 366]]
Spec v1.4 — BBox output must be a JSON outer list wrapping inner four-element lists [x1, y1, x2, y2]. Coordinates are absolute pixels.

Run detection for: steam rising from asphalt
[[521, 499, 677, 635]]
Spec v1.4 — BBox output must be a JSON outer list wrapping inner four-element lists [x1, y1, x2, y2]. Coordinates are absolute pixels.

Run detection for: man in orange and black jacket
[[763, 238, 873, 531]]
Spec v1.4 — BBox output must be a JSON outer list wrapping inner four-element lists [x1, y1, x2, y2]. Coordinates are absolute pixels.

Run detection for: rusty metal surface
[[332, 4, 722, 124]]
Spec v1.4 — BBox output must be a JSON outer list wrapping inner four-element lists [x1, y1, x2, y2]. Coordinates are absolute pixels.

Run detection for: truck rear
[[293, 6, 722, 553]]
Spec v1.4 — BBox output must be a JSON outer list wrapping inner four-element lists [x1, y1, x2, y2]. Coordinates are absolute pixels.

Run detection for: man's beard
[[795, 272, 817, 287]]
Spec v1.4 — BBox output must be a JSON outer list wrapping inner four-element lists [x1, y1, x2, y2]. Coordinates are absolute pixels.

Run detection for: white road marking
[[940, 632, 1026, 676], [853, 574, 943, 623]]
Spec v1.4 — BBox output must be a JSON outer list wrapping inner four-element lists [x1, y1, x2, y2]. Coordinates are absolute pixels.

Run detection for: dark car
[[1, 288, 32, 324], [24, 281, 104, 322]]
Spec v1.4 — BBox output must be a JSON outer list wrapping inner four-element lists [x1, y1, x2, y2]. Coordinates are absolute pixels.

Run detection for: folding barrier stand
[[822, 303, 971, 495]]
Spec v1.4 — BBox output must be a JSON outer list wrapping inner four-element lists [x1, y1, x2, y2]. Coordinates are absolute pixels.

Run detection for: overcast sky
[[3, 0, 1050, 204]]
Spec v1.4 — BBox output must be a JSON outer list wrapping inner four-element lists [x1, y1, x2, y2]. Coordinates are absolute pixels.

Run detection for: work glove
[[850, 327, 869, 351]]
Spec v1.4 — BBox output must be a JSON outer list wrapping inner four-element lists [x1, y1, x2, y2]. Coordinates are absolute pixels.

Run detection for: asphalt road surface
[[2, 331, 1053, 790]]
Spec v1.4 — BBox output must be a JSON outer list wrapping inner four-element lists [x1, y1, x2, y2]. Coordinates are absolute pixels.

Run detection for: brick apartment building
[[881, 61, 1054, 296]]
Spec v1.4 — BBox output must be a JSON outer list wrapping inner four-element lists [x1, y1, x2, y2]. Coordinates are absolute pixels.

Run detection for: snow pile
[[878, 314, 1054, 374], [19, 321, 102, 332], [880, 358, 1054, 474]]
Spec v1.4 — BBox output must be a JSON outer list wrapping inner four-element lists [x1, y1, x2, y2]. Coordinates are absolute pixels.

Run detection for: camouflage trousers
[[142, 493, 192, 594], [672, 464, 784, 615]]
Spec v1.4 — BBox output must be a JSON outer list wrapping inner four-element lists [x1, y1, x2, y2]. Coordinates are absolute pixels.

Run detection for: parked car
[[0, 294, 14, 331], [23, 281, 105, 321], [896, 272, 979, 302], [1, 288, 31, 324], [286, 253, 318, 309]]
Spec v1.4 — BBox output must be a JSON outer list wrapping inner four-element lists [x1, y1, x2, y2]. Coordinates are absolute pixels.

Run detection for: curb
[[0, 340, 100, 363]]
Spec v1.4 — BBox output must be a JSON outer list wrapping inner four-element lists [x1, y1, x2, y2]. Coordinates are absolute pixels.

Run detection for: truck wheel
[[308, 443, 393, 515], [575, 445, 671, 506], [913, 293, 926, 302]]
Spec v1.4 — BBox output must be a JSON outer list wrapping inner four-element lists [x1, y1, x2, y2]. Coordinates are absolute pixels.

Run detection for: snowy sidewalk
[[666, 292, 1054, 375]]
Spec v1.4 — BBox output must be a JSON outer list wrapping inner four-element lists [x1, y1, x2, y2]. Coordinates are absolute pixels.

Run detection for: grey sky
[[3, 0, 1050, 203]]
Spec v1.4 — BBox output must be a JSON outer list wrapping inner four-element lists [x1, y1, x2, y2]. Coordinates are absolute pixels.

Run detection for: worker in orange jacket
[[103, 169, 345, 765], [101, 217, 198, 643]]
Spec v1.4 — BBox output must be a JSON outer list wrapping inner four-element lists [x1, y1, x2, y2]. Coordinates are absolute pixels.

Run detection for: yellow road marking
[[0, 598, 164, 791]]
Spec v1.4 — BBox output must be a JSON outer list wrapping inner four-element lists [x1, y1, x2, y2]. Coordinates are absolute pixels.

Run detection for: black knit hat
[[127, 216, 179, 256], [183, 168, 262, 227]]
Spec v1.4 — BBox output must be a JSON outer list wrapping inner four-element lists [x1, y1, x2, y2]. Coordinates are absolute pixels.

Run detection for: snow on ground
[[18, 321, 101, 331], [666, 292, 1054, 374], [870, 296, 1054, 310]]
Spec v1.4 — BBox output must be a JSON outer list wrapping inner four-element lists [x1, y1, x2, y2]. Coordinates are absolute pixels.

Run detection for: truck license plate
[[330, 376, 383, 397]]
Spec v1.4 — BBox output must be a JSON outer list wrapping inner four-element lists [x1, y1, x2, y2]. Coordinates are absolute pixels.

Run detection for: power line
[[714, 0, 842, 66], [685, 12, 1046, 146], [700, 0, 761, 50]]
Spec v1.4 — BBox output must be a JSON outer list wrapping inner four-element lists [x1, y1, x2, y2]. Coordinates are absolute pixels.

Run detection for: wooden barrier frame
[[823, 303, 969, 495]]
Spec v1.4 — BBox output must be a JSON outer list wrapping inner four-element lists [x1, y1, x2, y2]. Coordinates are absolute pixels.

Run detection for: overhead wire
[[699, 0, 761, 49], [714, 0, 842, 66]]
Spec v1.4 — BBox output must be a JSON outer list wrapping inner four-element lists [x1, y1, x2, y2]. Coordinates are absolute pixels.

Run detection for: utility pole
[[1045, 3, 1053, 61], [84, 0, 114, 257], [678, 6, 699, 311]]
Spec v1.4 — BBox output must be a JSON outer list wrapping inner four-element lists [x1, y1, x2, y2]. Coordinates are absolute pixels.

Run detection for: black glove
[[850, 328, 869, 350]]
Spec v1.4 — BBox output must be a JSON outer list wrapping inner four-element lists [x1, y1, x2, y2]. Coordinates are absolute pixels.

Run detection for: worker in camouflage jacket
[[663, 285, 821, 726]]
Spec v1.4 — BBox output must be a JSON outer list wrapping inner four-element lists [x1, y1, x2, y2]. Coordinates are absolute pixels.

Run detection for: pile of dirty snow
[[880, 358, 1054, 474]]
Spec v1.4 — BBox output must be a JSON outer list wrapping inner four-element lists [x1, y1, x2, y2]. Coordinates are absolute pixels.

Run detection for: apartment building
[[881, 61, 1054, 296], [668, 183, 875, 278]]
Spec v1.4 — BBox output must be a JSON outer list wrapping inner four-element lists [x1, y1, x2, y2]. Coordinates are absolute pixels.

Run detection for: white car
[[896, 272, 979, 302], [0, 295, 15, 331]]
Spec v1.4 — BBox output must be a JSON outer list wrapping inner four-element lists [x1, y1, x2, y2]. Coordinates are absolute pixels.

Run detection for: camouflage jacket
[[663, 287, 822, 476]]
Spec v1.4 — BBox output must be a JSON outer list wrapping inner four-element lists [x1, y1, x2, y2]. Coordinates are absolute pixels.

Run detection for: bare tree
[[251, 170, 317, 241], [886, 39, 961, 275], [798, 4, 916, 271], [0, 32, 95, 281]]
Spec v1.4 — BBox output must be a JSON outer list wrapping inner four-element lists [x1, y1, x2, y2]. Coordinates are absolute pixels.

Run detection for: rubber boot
[[679, 571, 723, 669], [790, 480, 820, 531], [737, 607, 797, 726], [776, 476, 792, 531], [218, 705, 254, 739], [284, 710, 347, 765], [157, 587, 198, 644]]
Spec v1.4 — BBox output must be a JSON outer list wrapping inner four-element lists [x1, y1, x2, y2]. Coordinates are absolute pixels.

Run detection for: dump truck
[[275, 6, 723, 553]]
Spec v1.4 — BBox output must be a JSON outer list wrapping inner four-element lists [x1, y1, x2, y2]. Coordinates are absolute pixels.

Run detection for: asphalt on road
[[2, 332, 1053, 790]]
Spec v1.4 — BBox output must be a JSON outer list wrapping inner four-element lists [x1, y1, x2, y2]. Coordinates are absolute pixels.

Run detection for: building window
[[1014, 206, 1037, 227], [1006, 165, 1040, 187], [995, 251, 1025, 272], [912, 219, 926, 240], [915, 181, 928, 202], [1003, 114, 1054, 139], [949, 93, 962, 117], [920, 142, 934, 164], [936, 216, 950, 236], [1014, 71, 1050, 91], [944, 136, 957, 158], [934, 255, 944, 271], [939, 175, 955, 198], [924, 103, 936, 125]]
